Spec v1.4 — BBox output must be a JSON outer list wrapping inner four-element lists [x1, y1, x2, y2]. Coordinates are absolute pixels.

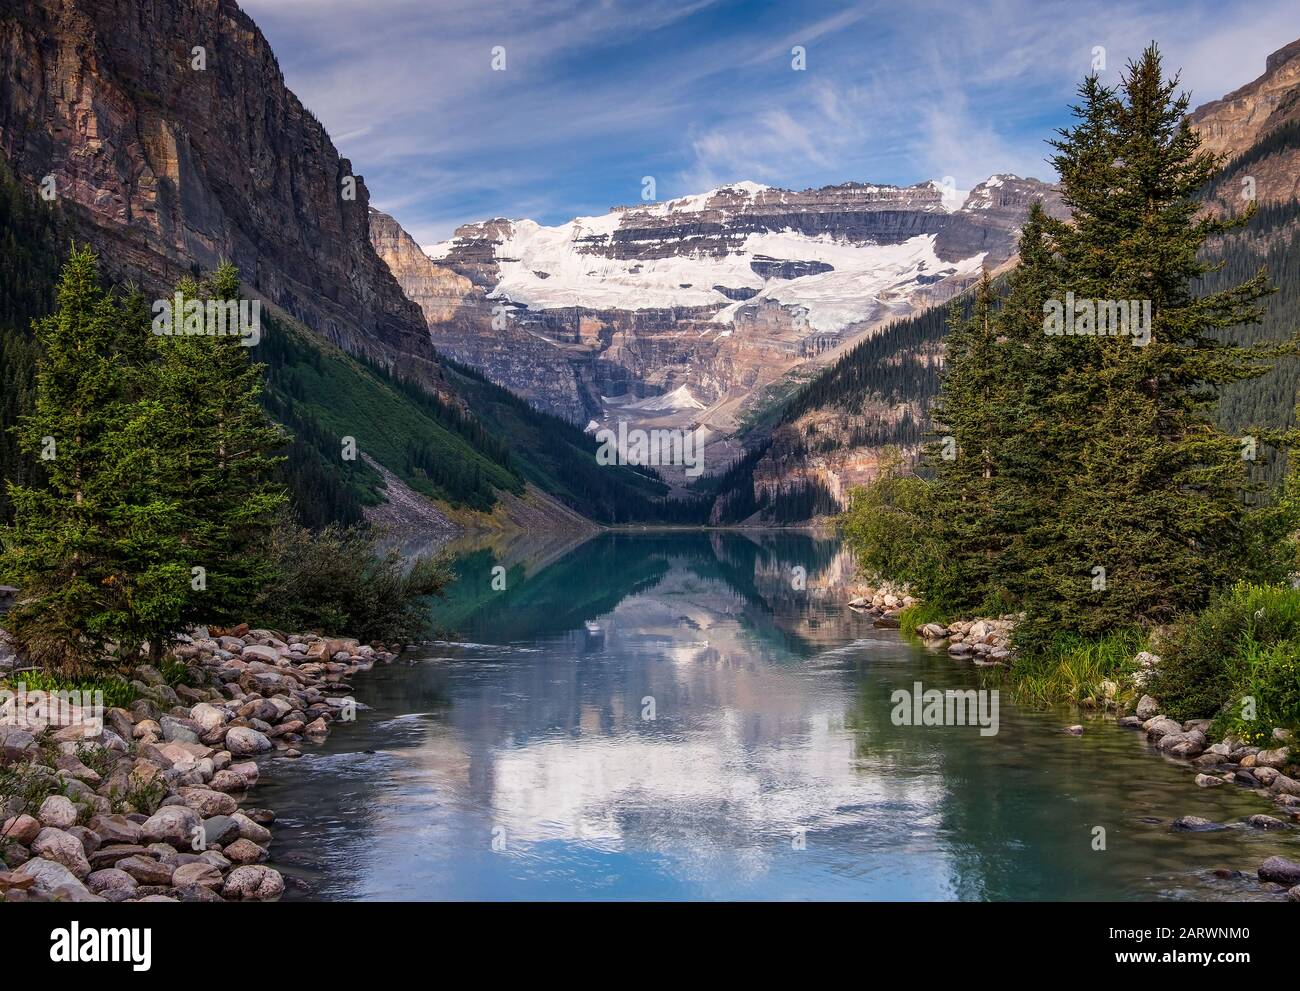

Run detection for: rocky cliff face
[[368, 207, 593, 421], [375, 175, 1063, 449], [1191, 38, 1300, 207], [368, 209, 474, 325], [0, 0, 439, 380], [1191, 39, 1300, 161]]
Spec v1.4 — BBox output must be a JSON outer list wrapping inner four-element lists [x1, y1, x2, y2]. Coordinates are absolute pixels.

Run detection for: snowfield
[[425, 180, 999, 333]]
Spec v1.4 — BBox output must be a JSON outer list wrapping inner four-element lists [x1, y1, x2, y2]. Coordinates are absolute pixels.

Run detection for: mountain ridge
[[0, 0, 680, 529], [372, 172, 1066, 472]]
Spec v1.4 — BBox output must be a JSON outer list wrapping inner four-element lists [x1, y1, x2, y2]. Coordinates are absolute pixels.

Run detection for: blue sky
[[241, 0, 1300, 245]]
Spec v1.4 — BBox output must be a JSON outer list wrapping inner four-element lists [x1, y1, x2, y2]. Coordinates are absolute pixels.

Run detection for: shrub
[[1153, 582, 1300, 729], [74, 740, 117, 779], [0, 762, 66, 838], [250, 523, 454, 643], [115, 776, 166, 816], [159, 657, 199, 688], [841, 449, 944, 596], [1211, 638, 1300, 745]]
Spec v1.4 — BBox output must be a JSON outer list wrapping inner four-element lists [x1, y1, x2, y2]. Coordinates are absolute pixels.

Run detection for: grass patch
[[159, 657, 199, 688], [0, 668, 136, 708], [1009, 628, 1146, 708]]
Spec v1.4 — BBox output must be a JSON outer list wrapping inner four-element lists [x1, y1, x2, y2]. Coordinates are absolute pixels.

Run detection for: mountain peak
[[380, 172, 1065, 429]]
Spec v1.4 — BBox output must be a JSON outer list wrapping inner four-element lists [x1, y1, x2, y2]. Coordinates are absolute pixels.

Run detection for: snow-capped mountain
[[371, 174, 1064, 473], [426, 179, 988, 332]]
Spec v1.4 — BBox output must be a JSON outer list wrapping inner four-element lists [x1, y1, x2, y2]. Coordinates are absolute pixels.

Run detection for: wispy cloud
[[241, 0, 1300, 243]]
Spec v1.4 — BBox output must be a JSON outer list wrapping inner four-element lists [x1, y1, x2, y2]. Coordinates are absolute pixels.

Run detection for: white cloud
[[238, 0, 1300, 237]]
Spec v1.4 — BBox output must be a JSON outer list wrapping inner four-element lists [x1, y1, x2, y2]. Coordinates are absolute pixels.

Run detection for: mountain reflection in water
[[255, 531, 1297, 902]]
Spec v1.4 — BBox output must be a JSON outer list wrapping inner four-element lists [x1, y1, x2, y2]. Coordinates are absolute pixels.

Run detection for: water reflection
[[255, 531, 1297, 901]]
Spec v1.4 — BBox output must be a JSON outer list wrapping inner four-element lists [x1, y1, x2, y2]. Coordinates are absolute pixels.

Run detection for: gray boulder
[[140, 805, 201, 848], [1258, 856, 1300, 886], [15, 857, 91, 898], [201, 815, 241, 847], [86, 868, 137, 894], [37, 795, 77, 829], [30, 828, 91, 877], [221, 864, 284, 901], [224, 726, 271, 756]]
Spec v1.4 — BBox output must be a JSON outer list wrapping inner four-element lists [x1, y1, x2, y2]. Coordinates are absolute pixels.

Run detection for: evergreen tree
[[149, 264, 288, 633], [0, 160, 64, 523], [0, 247, 183, 670], [989, 203, 1068, 581], [924, 275, 1025, 612], [1022, 45, 1276, 640]]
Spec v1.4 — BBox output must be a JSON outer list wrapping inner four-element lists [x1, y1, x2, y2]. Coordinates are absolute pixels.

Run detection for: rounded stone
[[171, 861, 223, 889], [221, 864, 284, 901], [30, 828, 91, 878], [223, 838, 268, 864], [86, 868, 137, 893], [37, 795, 78, 829], [224, 726, 271, 756], [140, 805, 202, 848]]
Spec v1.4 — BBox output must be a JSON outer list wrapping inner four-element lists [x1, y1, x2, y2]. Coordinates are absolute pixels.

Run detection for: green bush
[[1211, 638, 1300, 746], [840, 449, 943, 595], [1153, 582, 1300, 733], [250, 523, 454, 643]]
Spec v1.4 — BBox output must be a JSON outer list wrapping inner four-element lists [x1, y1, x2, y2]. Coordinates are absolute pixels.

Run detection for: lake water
[[255, 530, 1297, 901]]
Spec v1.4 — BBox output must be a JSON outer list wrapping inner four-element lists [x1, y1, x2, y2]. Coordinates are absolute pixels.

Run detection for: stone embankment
[[0, 626, 398, 902]]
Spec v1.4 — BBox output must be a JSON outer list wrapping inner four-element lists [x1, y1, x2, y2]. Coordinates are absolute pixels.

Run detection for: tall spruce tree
[[0, 250, 289, 669], [924, 275, 1017, 612], [922, 206, 1066, 615], [0, 247, 184, 670], [149, 263, 288, 634], [1022, 45, 1276, 640]]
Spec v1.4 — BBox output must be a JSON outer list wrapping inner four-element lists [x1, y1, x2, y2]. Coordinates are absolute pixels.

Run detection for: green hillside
[[250, 314, 525, 527], [438, 355, 711, 524]]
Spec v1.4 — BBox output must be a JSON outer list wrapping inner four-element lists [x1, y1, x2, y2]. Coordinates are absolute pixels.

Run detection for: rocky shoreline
[[0, 625, 399, 902], [848, 584, 1300, 901]]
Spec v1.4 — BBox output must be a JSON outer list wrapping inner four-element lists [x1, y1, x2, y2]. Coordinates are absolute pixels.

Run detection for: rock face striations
[[0, 0, 438, 380], [375, 175, 1064, 436], [1191, 39, 1300, 207]]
